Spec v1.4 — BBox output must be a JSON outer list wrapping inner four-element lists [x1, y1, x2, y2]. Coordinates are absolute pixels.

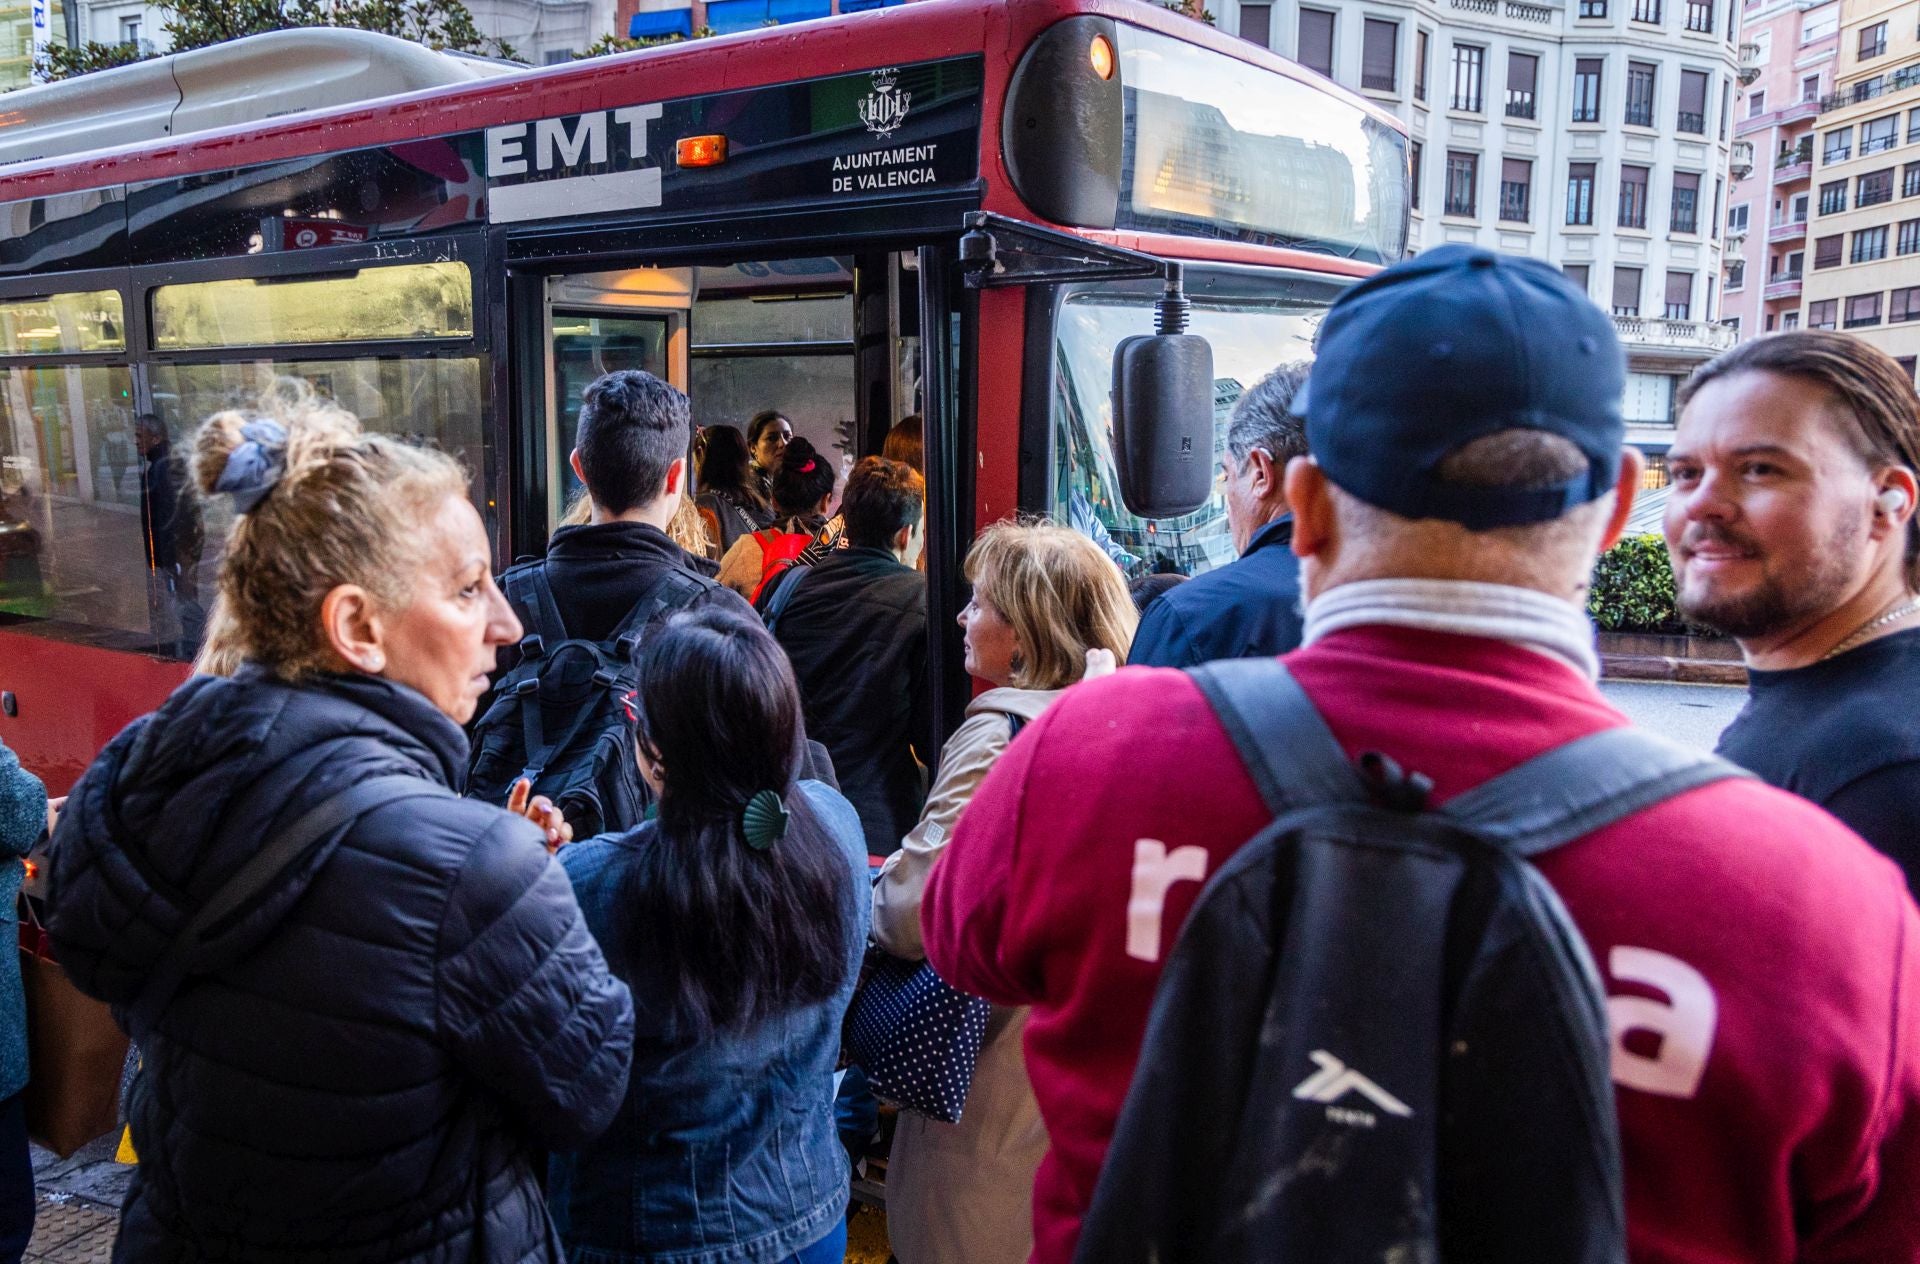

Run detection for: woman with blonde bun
[[42, 386, 634, 1264], [871, 518, 1135, 1264]]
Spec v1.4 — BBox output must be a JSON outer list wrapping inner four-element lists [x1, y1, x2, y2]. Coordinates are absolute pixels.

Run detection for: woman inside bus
[[871, 518, 1136, 1264], [746, 409, 794, 498], [696, 423, 775, 557], [882, 413, 924, 476], [550, 606, 868, 1264], [41, 387, 634, 1264], [716, 435, 837, 599]]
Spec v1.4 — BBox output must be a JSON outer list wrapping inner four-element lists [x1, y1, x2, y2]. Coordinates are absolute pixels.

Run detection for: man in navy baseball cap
[[1290, 243, 1630, 532]]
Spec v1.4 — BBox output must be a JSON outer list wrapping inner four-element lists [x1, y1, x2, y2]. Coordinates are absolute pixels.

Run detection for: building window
[[1239, 3, 1272, 46], [1507, 51, 1538, 119], [1803, 75, 1822, 103], [1900, 355, 1918, 380], [1906, 164, 1920, 198], [1853, 225, 1890, 262], [1728, 203, 1749, 233], [1792, 191, 1811, 221], [1580, 0, 1606, 14], [1726, 259, 1745, 289], [1893, 286, 1920, 322], [1671, 171, 1701, 233], [1665, 271, 1694, 319], [1573, 59, 1603, 122], [1713, 177, 1723, 240], [1445, 151, 1479, 216], [1415, 30, 1429, 101], [1860, 20, 1888, 60], [1783, 312, 1800, 331], [1819, 181, 1849, 215], [1362, 18, 1398, 91], [1567, 162, 1597, 225], [1452, 44, 1485, 112], [1721, 79, 1731, 140], [1678, 69, 1709, 134], [1565, 263, 1591, 293], [1909, 108, 1920, 143], [1298, 9, 1335, 76], [1900, 218, 1920, 254], [1500, 158, 1532, 221], [1808, 299, 1838, 329], [1613, 267, 1643, 316], [1685, 0, 1711, 32], [1725, 316, 1740, 338], [1633, 0, 1661, 23], [1859, 169, 1895, 207], [1749, 90, 1766, 118], [118, 15, 140, 44], [1780, 248, 1805, 278], [1863, 114, 1899, 154], [1846, 292, 1884, 327], [1625, 62, 1657, 126], [1619, 164, 1650, 228], [1824, 127, 1853, 163], [1814, 234, 1843, 268], [1410, 140, 1422, 210]]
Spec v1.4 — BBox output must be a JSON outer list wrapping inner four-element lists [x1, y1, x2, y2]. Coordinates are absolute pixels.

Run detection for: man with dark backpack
[[469, 370, 748, 835], [922, 247, 1920, 1264]]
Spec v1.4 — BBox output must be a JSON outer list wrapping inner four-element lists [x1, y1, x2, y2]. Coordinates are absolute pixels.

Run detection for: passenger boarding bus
[[0, 0, 1408, 789]]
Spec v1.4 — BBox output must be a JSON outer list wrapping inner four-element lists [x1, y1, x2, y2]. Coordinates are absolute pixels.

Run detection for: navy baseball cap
[[1290, 245, 1627, 530]]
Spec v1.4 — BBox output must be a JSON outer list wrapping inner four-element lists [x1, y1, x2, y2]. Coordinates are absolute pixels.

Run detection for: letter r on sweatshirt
[[1127, 840, 1210, 962]]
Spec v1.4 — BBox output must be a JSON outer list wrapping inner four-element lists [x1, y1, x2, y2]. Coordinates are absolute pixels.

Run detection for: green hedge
[[1587, 533, 1694, 635]]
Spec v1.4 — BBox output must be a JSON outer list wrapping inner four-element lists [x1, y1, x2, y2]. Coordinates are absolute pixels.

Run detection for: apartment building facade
[[1791, 0, 1920, 374], [1215, 0, 1741, 461], [1720, 0, 1839, 343]]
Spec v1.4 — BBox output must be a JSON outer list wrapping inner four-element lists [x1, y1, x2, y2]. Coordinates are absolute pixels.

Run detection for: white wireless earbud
[[1877, 488, 1910, 515]]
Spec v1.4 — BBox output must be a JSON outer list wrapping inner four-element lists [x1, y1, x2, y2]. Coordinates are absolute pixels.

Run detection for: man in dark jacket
[[766, 457, 928, 856], [1128, 364, 1310, 668], [495, 371, 748, 683]]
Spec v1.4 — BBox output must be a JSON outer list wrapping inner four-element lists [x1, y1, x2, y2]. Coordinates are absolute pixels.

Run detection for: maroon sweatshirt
[[923, 626, 1920, 1264]]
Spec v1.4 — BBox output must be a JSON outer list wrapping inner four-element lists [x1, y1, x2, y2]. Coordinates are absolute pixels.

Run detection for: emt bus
[[0, 0, 1408, 790]]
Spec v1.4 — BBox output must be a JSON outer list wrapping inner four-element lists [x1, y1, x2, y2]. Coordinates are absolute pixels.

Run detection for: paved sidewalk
[[27, 1134, 126, 1262]]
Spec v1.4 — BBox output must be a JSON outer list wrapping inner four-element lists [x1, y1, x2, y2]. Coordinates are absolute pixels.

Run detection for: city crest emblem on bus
[[858, 68, 911, 139]]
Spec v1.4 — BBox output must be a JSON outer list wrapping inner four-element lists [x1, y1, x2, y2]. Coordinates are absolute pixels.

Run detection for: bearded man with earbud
[[1667, 331, 1920, 891]]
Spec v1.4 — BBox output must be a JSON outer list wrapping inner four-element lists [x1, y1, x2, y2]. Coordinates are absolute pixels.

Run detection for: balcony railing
[[1506, 2, 1555, 21], [1731, 140, 1755, 177], [1767, 217, 1808, 241], [1505, 97, 1537, 119], [1863, 134, 1899, 154], [1822, 65, 1920, 112], [1763, 273, 1804, 301], [1613, 315, 1739, 351]]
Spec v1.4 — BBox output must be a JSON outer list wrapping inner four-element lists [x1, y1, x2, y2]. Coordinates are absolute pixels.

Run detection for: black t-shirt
[[1717, 627, 1920, 892]]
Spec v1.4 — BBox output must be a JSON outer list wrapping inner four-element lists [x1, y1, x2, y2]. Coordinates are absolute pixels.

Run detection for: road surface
[[1599, 678, 1747, 752]]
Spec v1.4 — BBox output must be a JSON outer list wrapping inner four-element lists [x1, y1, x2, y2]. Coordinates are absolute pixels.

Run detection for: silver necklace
[[1822, 595, 1920, 661]]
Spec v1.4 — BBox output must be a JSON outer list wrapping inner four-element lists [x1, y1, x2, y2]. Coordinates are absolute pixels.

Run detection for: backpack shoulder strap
[[1186, 658, 1367, 815], [128, 772, 453, 1040], [759, 561, 813, 634], [503, 562, 568, 658], [1440, 726, 1752, 857], [607, 566, 712, 659]]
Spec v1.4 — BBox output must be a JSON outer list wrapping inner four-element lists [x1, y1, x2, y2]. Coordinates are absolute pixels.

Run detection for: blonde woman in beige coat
[[872, 518, 1136, 1264]]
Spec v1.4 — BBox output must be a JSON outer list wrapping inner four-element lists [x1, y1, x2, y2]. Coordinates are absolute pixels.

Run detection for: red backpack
[[748, 527, 818, 606]]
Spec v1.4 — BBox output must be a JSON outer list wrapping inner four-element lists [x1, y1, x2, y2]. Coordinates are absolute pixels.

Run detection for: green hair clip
[[742, 789, 790, 850]]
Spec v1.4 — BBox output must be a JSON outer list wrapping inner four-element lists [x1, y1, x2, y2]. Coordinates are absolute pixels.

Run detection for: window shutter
[[1665, 270, 1692, 306], [1299, 9, 1334, 74], [1679, 70, 1708, 116], [1362, 19, 1397, 87], [1503, 158, 1530, 184], [1240, 3, 1271, 48], [1508, 50, 1537, 94], [1613, 267, 1642, 312]]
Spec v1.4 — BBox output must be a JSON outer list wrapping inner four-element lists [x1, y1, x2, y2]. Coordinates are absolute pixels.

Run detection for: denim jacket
[[551, 780, 870, 1264]]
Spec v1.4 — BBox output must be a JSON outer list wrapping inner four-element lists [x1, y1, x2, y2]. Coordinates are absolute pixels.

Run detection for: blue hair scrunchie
[[213, 419, 290, 514]]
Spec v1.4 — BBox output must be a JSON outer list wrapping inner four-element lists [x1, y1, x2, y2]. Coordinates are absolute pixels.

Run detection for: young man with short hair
[[924, 248, 1920, 1264], [768, 456, 928, 856], [1666, 332, 1920, 890], [1129, 363, 1312, 668]]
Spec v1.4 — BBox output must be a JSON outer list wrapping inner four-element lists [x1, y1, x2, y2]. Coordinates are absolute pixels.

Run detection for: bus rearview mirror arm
[[1112, 263, 1213, 521]]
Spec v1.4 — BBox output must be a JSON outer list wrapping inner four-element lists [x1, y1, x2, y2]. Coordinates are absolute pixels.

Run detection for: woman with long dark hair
[[550, 606, 868, 1264], [715, 435, 838, 599], [746, 409, 794, 498], [695, 424, 774, 557]]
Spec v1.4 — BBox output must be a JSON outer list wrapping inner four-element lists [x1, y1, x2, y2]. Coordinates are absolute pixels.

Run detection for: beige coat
[[873, 686, 1059, 1264]]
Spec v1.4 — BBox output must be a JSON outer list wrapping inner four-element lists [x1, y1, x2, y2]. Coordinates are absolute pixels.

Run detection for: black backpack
[[467, 561, 708, 837], [1074, 657, 1748, 1264]]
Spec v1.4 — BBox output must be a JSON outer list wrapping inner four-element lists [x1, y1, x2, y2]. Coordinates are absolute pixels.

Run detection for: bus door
[[534, 267, 693, 528]]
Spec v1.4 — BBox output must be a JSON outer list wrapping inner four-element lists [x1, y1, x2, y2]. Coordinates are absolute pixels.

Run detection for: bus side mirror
[[1111, 332, 1214, 519]]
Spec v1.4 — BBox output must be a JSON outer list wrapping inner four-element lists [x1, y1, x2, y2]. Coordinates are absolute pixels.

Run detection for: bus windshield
[[1051, 277, 1340, 579]]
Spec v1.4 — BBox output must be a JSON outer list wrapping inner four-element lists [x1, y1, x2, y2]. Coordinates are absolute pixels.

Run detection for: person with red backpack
[[717, 435, 838, 602], [922, 247, 1920, 1264]]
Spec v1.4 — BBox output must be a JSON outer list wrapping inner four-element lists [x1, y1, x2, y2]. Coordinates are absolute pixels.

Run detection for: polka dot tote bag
[[843, 945, 990, 1123]]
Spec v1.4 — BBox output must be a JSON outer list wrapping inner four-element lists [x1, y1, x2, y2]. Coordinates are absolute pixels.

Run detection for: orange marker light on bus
[[1089, 34, 1115, 81], [676, 135, 729, 168]]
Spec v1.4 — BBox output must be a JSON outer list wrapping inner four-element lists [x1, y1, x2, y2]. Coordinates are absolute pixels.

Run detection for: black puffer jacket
[[44, 667, 634, 1264]]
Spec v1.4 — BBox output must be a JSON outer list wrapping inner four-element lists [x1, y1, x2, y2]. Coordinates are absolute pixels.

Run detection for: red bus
[[0, 0, 1408, 790]]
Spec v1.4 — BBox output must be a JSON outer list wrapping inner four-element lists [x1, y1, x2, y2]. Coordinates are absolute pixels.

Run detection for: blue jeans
[[784, 1216, 845, 1264], [0, 1093, 32, 1264]]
